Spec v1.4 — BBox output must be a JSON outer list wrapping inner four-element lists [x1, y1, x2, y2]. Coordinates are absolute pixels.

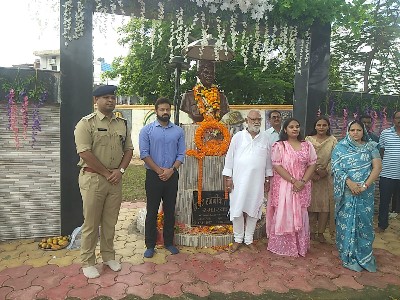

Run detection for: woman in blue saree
[[331, 120, 382, 272]]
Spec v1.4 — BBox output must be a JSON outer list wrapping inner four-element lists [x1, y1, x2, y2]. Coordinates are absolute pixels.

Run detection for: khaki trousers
[[78, 170, 122, 267]]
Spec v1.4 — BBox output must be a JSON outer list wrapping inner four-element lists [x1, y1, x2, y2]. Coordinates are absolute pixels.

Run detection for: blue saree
[[331, 133, 380, 272]]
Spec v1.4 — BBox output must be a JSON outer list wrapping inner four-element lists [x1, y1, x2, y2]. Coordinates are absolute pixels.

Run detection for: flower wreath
[[187, 116, 231, 205], [193, 83, 221, 120]]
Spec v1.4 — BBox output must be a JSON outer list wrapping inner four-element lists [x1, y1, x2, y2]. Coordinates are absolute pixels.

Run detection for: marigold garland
[[186, 116, 231, 205], [193, 83, 221, 120]]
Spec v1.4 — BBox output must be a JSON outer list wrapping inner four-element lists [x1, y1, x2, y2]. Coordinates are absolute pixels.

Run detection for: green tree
[[330, 0, 400, 94], [103, 18, 295, 104]]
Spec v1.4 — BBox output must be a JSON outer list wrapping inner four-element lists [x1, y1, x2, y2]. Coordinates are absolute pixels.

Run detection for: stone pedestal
[[136, 124, 266, 247]]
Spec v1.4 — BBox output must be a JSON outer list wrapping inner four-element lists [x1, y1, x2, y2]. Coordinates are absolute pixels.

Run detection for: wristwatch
[[173, 166, 178, 172], [119, 168, 125, 174]]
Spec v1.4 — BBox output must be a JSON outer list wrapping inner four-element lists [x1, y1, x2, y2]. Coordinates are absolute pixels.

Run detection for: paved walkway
[[0, 202, 399, 300]]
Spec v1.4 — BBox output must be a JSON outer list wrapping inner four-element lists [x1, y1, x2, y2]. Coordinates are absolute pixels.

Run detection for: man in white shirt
[[377, 111, 400, 232], [223, 110, 273, 253], [265, 110, 282, 144]]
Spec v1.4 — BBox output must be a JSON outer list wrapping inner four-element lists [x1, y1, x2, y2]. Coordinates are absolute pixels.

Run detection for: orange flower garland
[[187, 116, 231, 205], [193, 84, 221, 120]]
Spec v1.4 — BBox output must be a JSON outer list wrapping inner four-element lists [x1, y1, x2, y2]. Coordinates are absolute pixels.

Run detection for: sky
[[0, 0, 128, 67]]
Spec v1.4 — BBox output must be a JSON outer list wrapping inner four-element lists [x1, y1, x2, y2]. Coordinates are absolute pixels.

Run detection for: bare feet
[[230, 242, 241, 253], [247, 243, 259, 253], [375, 227, 385, 233]]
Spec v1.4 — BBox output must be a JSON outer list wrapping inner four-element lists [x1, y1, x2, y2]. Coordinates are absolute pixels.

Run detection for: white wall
[[116, 104, 293, 157]]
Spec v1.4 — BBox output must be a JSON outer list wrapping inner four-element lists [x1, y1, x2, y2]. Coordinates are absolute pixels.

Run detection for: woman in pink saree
[[266, 118, 317, 257]]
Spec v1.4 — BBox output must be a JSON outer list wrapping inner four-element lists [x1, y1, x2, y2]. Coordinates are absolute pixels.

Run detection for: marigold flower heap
[[187, 84, 231, 205]]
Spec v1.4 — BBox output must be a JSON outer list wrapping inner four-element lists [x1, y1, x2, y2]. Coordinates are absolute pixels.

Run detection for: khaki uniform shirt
[[74, 110, 134, 169]]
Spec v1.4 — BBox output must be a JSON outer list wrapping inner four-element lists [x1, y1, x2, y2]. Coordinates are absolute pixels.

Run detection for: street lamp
[[169, 56, 189, 125]]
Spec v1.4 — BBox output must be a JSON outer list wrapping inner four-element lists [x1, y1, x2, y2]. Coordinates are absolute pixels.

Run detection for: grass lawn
[[122, 164, 146, 202]]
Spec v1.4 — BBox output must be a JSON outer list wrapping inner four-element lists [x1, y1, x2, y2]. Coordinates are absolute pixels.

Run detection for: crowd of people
[[225, 110, 399, 274], [74, 83, 400, 278]]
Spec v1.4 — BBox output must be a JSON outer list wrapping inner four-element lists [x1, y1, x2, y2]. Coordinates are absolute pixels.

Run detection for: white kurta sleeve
[[222, 131, 241, 177], [265, 135, 273, 177]]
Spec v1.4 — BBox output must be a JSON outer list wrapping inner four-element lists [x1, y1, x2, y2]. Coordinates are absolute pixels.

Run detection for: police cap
[[93, 85, 117, 97]]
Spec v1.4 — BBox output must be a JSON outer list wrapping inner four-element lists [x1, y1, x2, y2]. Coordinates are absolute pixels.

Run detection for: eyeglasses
[[248, 117, 262, 122], [270, 115, 281, 119]]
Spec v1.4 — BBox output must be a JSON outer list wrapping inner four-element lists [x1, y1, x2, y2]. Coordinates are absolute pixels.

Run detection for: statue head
[[197, 60, 215, 88]]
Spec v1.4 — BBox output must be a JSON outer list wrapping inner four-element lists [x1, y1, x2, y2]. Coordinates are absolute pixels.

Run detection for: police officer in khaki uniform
[[74, 85, 133, 279]]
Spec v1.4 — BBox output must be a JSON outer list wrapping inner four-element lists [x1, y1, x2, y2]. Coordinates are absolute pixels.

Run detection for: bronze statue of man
[[180, 60, 229, 122]]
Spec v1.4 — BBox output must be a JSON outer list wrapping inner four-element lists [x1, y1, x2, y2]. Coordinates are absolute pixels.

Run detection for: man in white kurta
[[223, 110, 273, 252]]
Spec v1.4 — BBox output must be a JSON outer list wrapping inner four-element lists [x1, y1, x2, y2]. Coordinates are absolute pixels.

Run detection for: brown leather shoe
[[247, 243, 259, 253], [230, 242, 241, 253]]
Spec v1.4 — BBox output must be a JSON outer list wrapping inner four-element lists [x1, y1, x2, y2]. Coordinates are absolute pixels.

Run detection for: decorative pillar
[[293, 23, 331, 136], [60, 0, 93, 234]]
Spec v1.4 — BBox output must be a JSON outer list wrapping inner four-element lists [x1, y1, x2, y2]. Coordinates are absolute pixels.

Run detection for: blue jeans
[[378, 177, 400, 230]]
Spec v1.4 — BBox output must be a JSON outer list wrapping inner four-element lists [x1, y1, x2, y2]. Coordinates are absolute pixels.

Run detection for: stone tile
[[88, 272, 117, 287], [241, 266, 267, 282], [67, 283, 100, 300], [154, 261, 180, 274], [153, 280, 183, 298], [3, 272, 38, 290], [195, 269, 221, 285], [116, 271, 143, 286], [130, 262, 156, 275], [126, 282, 154, 299], [213, 252, 231, 261], [0, 249, 24, 260], [26, 264, 58, 277], [201, 259, 227, 272], [0, 265, 32, 278], [57, 263, 82, 277], [121, 253, 144, 265], [23, 256, 52, 267], [0, 274, 10, 286], [285, 265, 314, 280], [116, 262, 134, 276], [59, 274, 88, 289], [308, 275, 338, 291], [31, 272, 65, 290], [380, 273, 400, 286], [225, 259, 251, 272], [218, 268, 242, 281], [234, 278, 264, 295], [378, 264, 400, 276], [48, 255, 76, 267], [180, 258, 205, 272], [332, 274, 364, 289], [284, 275, 315, 292], [142, 271, 168, 285], [355, 272, 388, 289], [309, 265, 339, 279], [0, 242, 19, 252], [6, 285, 43, 300], [189, 252, 214, 262], [2, 257, 30, 268], [168, 270, 195, 283], [270, 259, 295, 269], [16, 241, 39, 252], [182, 281, 210, 297], [97, 282, 128, 300], [0, 286, 13, 300], [208, 279, 234, 294], [165, 252, 190, 264], [259, 278, 290, 293]]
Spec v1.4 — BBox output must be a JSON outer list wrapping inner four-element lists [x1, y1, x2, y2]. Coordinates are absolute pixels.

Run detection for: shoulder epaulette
[[116, 115, 127, 121], [82, 112, 96, 120]]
